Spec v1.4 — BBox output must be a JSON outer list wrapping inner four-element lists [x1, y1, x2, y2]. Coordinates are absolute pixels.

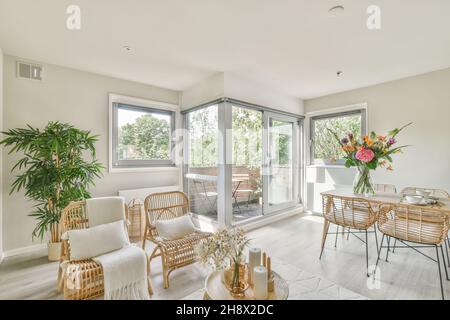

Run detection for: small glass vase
[[353, 165, 375, 196], [223, 259, 248, 297]]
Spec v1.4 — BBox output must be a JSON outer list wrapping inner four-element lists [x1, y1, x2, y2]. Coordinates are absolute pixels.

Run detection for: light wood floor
[[1, 214, 449, 300]]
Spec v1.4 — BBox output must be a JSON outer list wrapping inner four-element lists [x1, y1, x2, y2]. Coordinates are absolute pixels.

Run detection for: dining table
[[321, 188, 450, 215]]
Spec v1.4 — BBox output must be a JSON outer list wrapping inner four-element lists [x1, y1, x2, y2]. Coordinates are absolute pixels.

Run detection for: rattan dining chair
[[401, 187, 450, 199], [393, 187, 450, 258], [142, 191, 212, 289], [57, 200, 153, 300], [375, 203, 449, 300], [374, 184, 397, 193], [320, 195, 379, 276]]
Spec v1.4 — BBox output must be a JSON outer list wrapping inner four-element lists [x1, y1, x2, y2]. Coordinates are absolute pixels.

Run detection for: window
[[185, 104, 219, 219], [111, 102, 175, 168], [310, 109, 366, 164], [183, 98, 302, 225]]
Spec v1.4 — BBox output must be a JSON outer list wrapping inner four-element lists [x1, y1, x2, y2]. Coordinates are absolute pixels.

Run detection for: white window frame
[[108, 93, 179, 173], [182, 98, 304, 228], [306, 103, 368, 166]]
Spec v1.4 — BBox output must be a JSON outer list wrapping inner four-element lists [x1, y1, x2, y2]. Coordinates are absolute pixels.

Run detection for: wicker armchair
[[320, 195, 379, 276], [142, 191, 212, 289], [376, 203, 449, 299], [401, 187, 450, 198], [58, 199, 153, 300]]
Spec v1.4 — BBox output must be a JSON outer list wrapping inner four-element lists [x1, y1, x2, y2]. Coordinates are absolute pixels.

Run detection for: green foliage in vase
[[1, 122, 104, 242]]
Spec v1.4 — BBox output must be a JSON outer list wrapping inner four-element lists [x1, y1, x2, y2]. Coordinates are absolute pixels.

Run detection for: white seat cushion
[[155, 215, 196, 240], [68, 220, 130, 261], [86, 197, 126, 227]]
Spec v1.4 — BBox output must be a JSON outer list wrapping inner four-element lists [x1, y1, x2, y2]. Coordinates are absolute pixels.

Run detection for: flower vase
[[353, 165, 375, 196], [223, 260, 248, 297]]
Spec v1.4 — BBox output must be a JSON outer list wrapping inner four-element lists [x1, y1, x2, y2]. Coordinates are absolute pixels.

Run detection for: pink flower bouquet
[[329, 123, 412, 195]]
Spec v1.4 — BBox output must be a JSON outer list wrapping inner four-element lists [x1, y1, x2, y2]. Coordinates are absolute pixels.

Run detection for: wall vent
[[16, 61, 43, 81]]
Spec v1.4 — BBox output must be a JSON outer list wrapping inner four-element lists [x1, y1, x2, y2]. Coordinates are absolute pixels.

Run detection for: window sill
[[306, 164, 348, 169], [109, 166, 180, 174]]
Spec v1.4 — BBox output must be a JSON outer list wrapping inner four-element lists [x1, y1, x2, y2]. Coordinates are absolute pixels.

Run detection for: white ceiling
[[1, 0, 450, 99]]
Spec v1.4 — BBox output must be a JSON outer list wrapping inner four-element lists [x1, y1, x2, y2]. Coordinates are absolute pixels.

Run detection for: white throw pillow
[[155, 215, 196, 240], [68, 220, 130, 261]]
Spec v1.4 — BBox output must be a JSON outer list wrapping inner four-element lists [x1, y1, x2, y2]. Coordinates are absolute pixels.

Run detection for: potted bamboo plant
[[1, 121, 103, 260]]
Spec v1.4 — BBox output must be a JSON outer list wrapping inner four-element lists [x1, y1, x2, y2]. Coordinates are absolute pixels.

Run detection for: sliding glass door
[[185, 104, 219, 221], [231, 105, 263, 223], [184, 99, 301, 226], [263, 113, 299, 213]]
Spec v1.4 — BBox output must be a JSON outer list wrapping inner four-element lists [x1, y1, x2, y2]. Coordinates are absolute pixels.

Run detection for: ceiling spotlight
[[328, 5, 345, 17], [122, 45, 132, 52], [337, 71, 343, 77]]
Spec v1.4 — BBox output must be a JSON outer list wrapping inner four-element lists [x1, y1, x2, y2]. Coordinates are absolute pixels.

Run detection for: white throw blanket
[[93, 245, 150, 300]]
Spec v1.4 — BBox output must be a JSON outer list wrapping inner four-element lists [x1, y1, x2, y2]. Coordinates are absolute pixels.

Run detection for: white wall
[[224, 73, 304, 115], [304, 68, 450, 213], [2, 55, 181, 252], [181, 73, 225, 110], [181, 72, 304, 115]]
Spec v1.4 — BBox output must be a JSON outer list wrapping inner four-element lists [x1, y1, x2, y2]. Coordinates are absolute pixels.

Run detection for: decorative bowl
[[405, 195, 423, 204], [416, 190, 431, 198]]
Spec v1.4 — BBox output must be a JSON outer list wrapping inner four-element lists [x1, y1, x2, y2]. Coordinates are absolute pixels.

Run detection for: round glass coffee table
[[203, 270, 289, 300]]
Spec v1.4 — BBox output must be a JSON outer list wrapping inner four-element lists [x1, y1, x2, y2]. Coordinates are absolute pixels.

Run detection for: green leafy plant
[[1, 121, 103, 242]]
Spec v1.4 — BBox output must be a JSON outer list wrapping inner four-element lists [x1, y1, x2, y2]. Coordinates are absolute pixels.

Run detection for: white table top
[[321, 188, 450, 215]]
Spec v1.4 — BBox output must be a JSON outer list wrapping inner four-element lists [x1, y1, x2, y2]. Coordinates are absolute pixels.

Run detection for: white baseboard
[[2, 243, 47, 259], [241, 206, 304, 231]]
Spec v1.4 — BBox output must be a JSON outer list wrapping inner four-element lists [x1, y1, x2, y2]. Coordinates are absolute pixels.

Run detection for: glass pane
[[117, 107, 171, 160], [186, 105, 218, 220], [269, 119, 293, 206], [231, 106, 263, 222], [313, 113, 361, 162]]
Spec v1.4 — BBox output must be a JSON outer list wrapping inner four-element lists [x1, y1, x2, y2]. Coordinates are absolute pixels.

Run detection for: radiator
[[118, 185, 181, 203]]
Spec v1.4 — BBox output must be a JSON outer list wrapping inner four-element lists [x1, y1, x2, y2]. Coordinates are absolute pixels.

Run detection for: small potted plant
[[1, 121, 103, 260], [196, 228, 250, 297]]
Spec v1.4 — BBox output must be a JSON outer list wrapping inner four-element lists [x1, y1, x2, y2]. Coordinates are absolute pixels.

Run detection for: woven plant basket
[[128, 199, 145, 243]]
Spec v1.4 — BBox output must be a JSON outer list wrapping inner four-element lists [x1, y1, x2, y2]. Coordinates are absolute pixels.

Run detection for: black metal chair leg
[[334, 225, 339, 248], [440, 245, 449, 281], [374, 234, 385, 279], [365, 229, 369, 277], [373, 225, 379, 253], [385, 236, 391, 262], [347, 227, 350, 240], [435, 245, 445, 300], [392, 239, 397, 254], [445, 239, 450, 267]]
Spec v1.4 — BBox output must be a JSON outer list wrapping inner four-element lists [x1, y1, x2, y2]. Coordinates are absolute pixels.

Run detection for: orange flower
[[378, 135, 386, 142], [342, 145, 355, 152], [363, 135, 373, 146], [387, 165, 393, 171]]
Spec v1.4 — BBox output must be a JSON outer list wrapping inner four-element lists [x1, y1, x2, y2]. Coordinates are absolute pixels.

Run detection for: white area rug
[[181, 260, 368, 300]]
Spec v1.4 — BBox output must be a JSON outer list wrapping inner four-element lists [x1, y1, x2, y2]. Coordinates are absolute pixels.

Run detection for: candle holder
[[267, 273, 275, 292]]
